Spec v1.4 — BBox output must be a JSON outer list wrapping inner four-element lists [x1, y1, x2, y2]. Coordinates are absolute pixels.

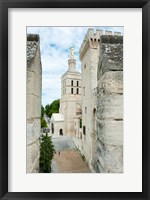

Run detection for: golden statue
[[70, 47, 74, 59]]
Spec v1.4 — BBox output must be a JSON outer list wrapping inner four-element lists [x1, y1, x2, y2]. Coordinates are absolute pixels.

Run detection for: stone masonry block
[[27, 94, 41, 119], [27, 118, 41, 145], [97, 120, 123, 146], [104, 145, 123, 173], [27, 140, 39, 173]]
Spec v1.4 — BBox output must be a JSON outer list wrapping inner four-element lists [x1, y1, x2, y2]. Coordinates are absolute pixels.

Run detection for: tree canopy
[[45, 99, 60, 118]]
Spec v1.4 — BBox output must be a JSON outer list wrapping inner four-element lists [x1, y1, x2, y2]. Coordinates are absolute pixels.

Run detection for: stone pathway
[[52, 149, 91, 173], [51, 136, 91, 173]]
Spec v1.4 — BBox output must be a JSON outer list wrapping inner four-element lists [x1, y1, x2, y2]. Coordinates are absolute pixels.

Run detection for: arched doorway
[[59, 129, 63, 136], [51, 123, 54, 134]]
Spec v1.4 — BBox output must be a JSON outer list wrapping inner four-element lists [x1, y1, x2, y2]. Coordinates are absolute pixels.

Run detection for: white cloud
[[27, 26, 123, 106]]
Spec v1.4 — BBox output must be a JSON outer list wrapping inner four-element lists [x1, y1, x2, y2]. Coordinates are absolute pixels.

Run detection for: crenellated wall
[[96, 35, 123, 173], [27, 34, 42, 173]]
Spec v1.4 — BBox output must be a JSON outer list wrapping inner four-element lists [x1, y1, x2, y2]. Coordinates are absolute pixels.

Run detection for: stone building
[[50, 113, 64, 136], [27, 34, 42, 173], [59, 48, 82, 137], [96, 35, 123, 173], [79, 29, 101, 169], [79, 29, 123, 173]]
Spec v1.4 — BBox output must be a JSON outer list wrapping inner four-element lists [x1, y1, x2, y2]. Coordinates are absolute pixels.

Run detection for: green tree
[[41, 118, 47, 128], [41, 105, 45, 119], [45, 99, 60, 118], [39, 133, 55, 173]]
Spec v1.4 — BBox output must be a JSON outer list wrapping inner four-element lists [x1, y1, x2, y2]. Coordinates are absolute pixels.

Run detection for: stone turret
[[80, 28, 102, 61]]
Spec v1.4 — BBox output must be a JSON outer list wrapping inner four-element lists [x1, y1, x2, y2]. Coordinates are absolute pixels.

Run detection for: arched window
[[51, 123, 54, 134], [77, 88, 79, 94], [77, 81, 79, 86], [71, 80, 73, 86], [71, 88, 73, 94], [93, 108, 96, 131], [83, 126, 86, 135]]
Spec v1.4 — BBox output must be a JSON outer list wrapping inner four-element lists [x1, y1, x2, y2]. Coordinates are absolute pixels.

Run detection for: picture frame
[[0, 0, 150, 199]]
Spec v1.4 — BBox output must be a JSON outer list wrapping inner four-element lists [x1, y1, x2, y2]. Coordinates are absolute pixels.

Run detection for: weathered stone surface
[[98, 37, 123, 79], [27, 140, 39, 173], [97, 120, 123, 145], [97, 94, 123, 119], [96, 35, 123, 173], [97, 71, 123, 94], [97, 140, 123, 173], [100, 35, 123, 44], [104, 144, 123, 173], [27, 118, 41, 145], [27, 94, 41, 119], [27, 34, 42, 173], [27, 71, 42, 96]]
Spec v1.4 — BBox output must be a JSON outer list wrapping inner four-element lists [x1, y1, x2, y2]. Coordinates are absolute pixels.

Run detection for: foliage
[[45, 99, 60, 118], [80, 118, 82, 128], [41, 105, 45, 119], [41, 118, 47, 128], [39, 133, 55, 173]]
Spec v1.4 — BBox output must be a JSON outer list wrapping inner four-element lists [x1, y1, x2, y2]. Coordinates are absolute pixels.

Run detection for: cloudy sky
[[27, 26, 123, 106]]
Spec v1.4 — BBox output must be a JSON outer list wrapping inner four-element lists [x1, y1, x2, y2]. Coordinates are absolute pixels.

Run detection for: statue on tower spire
[[70, 47, 74, 59]]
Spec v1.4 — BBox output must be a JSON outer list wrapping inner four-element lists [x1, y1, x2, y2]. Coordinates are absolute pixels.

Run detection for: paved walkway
[[51, 136, 91, 173]]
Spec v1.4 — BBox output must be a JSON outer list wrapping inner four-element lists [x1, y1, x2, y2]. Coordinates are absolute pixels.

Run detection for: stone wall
[[96, 35, 123, 173], [27, 34, 42, 173], [79, 29, 101, 170]]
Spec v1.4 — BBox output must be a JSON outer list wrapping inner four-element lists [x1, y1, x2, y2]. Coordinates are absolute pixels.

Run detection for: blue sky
[[27, 27, 123, 106]]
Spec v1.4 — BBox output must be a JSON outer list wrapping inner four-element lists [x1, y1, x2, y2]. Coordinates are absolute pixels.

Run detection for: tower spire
[[70, 47, 74, 59], [68, 47, 76, 72]]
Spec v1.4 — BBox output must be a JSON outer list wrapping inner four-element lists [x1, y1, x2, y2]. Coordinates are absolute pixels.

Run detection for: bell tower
[[59, 48, 82, 136]]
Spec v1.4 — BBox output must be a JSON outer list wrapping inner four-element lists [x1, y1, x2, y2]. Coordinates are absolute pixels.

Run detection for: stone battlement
[[27, 34, 40, 42], [79, 28, 122, 60], [27, 34, 40, 67], [100, 35, 123, 44]]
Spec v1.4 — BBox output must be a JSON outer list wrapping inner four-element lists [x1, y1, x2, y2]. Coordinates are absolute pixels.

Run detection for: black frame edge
[[0, 0, 150, 200]]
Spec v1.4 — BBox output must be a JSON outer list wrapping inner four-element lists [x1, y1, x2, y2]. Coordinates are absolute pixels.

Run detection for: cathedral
[[50, 48, 82, 138]]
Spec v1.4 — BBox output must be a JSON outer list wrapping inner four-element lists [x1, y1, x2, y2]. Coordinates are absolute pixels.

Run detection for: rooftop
[[51, 113, 64, 122]]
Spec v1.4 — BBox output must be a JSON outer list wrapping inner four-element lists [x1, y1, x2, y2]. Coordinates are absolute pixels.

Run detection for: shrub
[[39, 133, 55, 173], [41, 118, 47, 128]]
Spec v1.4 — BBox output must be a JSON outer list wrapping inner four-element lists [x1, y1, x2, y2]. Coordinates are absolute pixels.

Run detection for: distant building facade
[[51, 48, 82, 142]]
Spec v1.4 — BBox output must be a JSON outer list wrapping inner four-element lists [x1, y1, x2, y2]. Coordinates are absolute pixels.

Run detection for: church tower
[[59, 48, 82, 137]]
